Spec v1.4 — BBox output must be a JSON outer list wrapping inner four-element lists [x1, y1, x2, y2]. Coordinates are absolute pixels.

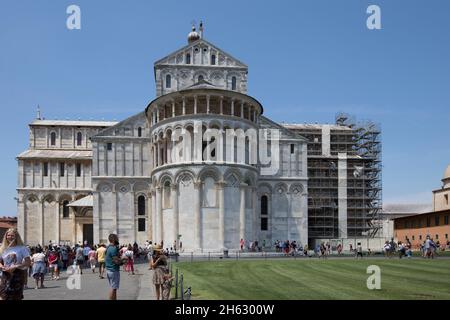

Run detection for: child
[[161, 271, 174, 300], [88, 247, 97, 273]]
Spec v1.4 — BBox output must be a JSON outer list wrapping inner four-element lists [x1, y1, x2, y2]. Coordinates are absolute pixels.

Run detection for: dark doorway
[[83, 224, 93, 246]]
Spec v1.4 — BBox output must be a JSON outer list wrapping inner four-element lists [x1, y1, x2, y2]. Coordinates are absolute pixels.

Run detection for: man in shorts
[[96, 243, 107, 279], [105, 234, 121, 300]]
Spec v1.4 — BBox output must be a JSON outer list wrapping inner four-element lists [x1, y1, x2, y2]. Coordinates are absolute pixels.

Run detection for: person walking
[[124, 244, 135, 275], [31, 247, 46, 289], [48, 249, 60, 280], [88, 246, 97, 273], [96, 243, 107, 279], [75, 245, 84, 274], [0, 228, 31, 300], [105, 234, 122, 300]]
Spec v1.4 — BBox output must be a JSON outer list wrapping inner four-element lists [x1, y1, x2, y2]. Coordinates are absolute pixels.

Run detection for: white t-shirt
[[1, 246, 30, 267], [32, 252, 46, 263]]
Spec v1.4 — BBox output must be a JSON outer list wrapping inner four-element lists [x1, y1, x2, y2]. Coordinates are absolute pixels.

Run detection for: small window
[[50, 132, 56, 146], [445, 215, 449, 225], [211, 54, 216, 65], [43, 162, 49, 177], [60, 163, 65, 177], [419, 235, 422, 240], [138, 127, 142, 137], [186, 53, 191, 64], [231, 76, 237, 90], [445, 234, 448, 239], [62, 200, 70, 218], [198, 75, 204, 82], [138, 218, 146, 232], [76, 132, 83, 146], [436, 234, 439, 240], [445, 194, 449, 205], [165, 74, 171, 88], [107, 143, 112, 151], [290, 144, 295, 154], [76, 163, 82, 177], [412, 235, 415, 241], [261, 217, 268, 231], [435, 216, 440, 226]]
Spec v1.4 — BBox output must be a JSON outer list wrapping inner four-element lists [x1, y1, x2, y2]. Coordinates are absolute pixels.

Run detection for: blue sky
[[1, 0, 449, 215]]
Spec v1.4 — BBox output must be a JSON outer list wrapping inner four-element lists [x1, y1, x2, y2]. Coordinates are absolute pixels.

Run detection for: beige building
[[433, 165, 450, 212]]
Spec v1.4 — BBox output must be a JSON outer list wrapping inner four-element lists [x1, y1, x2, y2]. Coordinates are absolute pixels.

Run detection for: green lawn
[[173, 258, 450, 300]]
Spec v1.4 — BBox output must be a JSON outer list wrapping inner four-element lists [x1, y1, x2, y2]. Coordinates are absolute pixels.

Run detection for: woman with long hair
[[0, 228, 31, 300], [150, 245, 168, 300]]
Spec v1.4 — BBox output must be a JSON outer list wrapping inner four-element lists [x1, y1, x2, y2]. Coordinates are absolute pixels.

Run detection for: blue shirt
[[105, 245, 120, 272]]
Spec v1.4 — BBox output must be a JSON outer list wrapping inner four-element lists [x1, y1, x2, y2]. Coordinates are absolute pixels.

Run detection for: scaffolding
[[335, 113, 382, 238], [287, 113, 382, 241]]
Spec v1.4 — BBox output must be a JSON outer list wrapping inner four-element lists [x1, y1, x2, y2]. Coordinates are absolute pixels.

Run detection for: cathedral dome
[[443, 165, 450, 180], [188, 26, 200, 43]]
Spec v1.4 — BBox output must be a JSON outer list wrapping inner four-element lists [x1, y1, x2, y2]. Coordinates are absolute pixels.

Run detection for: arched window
[[165, 74, 171, 88], [198, 75, 204, 82], [50, 132, 56, 146], [137, 195, 146, 216], [76, 132, 83, 146], [137, 127, 142, 137], [261, 195, 268, 231], [62, 200, 70, 218], [186, 53, 191, 64], [231, 76, 237, 90], [211, 55, 216, 65]]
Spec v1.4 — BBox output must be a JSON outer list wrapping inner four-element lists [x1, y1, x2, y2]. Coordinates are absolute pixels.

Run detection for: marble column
[[194, 181, 202, 251], [55, 199, 60, 245], [151, 190, 157, 242], [252, 187, 257, 242], [216, 181, 226, 250], [147, 192, 153, 241], [156, 186, 162, 245], [171, 184, 179, 249], [239, 183, 247, 242], [40, 199, 44, 245]]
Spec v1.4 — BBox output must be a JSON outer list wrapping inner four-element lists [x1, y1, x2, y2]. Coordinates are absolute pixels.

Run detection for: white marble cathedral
[[17, 25, 309, 252]]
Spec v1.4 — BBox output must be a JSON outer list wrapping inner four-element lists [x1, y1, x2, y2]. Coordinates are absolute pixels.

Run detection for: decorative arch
[[193, 70, 208, 82], [274, 182, 288, 195], [198, 166, 222, 182], [289, 183, 305, 196], [24, 193, 39, 203], [42, 194, 56, 204], [175, 169, 196, 186], [224, 168, 242, 187], [115, 182, 131, 194], [158, 172, 174, 186], [257, 183, 273, 196], [96, 182, 114, 193], [244, 172, 257, 187]]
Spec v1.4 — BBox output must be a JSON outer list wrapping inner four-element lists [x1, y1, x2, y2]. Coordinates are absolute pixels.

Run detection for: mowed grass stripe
[[173, 259, 450, 300]]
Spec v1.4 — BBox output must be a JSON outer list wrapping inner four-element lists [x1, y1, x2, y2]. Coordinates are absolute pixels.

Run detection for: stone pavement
[[23, 262, 156, 300]]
